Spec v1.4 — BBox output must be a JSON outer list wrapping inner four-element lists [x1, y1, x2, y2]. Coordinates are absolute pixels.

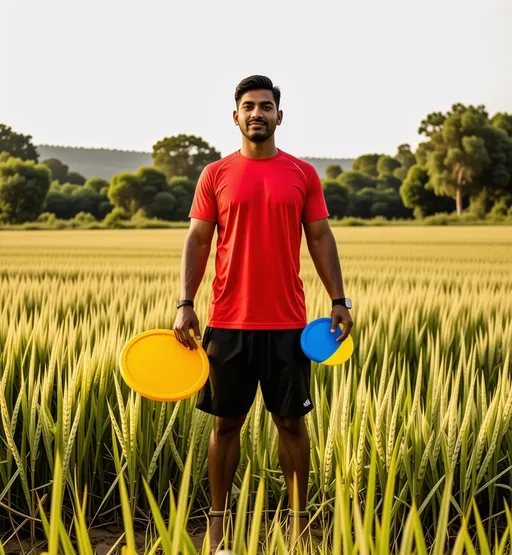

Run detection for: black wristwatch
[[176, 299, 194, 309], [332, 297, 352, 309]]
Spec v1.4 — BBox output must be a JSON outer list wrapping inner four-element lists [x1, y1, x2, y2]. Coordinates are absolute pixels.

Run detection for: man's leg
[[208, 414, 247, 549], [259, 329, 313, 545], [196, 326, 259, 551], [271, 414, 310, 542]]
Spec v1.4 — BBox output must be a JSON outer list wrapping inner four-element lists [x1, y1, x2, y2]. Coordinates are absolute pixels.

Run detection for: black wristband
[[332, 298, 352, 309], [176, 299, 194, 309]]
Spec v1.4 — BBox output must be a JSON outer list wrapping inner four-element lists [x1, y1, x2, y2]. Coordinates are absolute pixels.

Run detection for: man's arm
[[303, 217, 353, 341], [304, 217, 345, 299], [179, 218, 216, 300], [174, 218, 216, 349]]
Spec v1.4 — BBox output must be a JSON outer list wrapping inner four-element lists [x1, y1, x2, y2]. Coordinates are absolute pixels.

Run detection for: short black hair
[[234, 75, 281, 109]]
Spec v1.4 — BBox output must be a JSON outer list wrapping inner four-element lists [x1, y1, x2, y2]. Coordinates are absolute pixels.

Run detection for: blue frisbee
[[300, 318, 354, 365]]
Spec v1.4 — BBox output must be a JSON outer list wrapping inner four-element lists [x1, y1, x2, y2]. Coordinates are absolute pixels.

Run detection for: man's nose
[[251, 106, 264, 118]]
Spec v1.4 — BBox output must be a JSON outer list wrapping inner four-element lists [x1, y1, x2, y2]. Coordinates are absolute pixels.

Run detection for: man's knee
[[213, 414, 247, 437], [272, 414, 305, 437]]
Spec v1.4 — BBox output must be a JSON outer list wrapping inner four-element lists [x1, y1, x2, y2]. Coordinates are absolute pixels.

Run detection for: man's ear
[[277, 110, 283, 126], [233, 110, 239, 126]]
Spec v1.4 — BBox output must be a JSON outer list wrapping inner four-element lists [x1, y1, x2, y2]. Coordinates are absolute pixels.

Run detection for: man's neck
[[240, 137, 278, 159]]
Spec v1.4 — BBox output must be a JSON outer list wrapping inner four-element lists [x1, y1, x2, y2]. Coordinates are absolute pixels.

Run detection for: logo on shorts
[[303, 399, 311, 407]]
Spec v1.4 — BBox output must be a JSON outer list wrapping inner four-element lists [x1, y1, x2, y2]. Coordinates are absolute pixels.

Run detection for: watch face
[[345, 298, 352, 309]]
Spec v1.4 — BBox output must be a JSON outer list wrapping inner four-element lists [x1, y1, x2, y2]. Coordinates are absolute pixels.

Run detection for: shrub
[[103, 207, 131, 229], [73, 211, 97, 224]]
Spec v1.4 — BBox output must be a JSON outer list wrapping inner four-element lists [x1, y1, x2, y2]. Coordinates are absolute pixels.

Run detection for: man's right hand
[[173, 306, 202, 350]]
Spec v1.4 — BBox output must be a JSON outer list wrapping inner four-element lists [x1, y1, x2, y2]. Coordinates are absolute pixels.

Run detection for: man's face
[[234, 89, 282, 143]]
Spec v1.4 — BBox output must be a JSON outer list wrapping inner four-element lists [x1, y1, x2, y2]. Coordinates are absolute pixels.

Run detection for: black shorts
[[196, 326, 313, 419]]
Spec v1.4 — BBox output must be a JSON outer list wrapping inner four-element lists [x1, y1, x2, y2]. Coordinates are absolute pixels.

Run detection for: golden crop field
[[1, 226, 512, 554]]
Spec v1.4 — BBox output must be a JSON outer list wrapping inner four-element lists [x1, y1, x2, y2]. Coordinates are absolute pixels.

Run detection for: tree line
[[1, 103, 512, 226], [320, 105, 512, 220]]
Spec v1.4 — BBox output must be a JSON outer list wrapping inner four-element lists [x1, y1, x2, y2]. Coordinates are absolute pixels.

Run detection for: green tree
[[61, 183, 81, 196], [144, 191, 177, 220], [108, 166, 169, 216], [137, 166, 170, 206], [395, 144, 416, 170], [371, 189, 412, 219], [352, 154, 383, 177], [419, 104, 512, 215], [399, 164, 454, 218], [85, 177, 110, 194], [168, 176, 196, 220], [108, 172, 142, 215], [415, 141, 436, 166], [393, 166, 409, 181], [322, 179, 349, 218], [152, 134, 221, 180], [67, 171, 86, 185], [42, 158, 69, 183], [350, 187, 412, 219], [43, 191, 72, 219], [43, 186, 112, 221], [41, 159, 87, 186], [70, 187, 112, 220], [428, 135, 489, 215], [377, 155, 401, 177], [103, 207, 131, 228], [477, 125, 512, 203], [0, 157, 51, 223], [491, 112, 512, 136], [417, 111, 447, 138], [0, 124, 39, 162], [399, 165, 430, 218], [376, 174, 402, 192], [325, 164, 343, 179], [169, 175, 196, 196], [337, 171, 375, 193], [468, 188, 493, 219]]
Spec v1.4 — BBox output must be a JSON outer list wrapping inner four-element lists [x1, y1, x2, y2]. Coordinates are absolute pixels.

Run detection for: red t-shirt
[[189, 148, 330, 330]]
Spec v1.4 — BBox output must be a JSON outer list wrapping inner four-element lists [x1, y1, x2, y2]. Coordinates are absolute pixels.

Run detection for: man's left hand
[[330, 305, 353, 342]]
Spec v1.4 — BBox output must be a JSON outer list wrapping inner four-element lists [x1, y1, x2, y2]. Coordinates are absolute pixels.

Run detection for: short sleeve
[[302, 165, 330, 223], [189, 165, 217, 222]]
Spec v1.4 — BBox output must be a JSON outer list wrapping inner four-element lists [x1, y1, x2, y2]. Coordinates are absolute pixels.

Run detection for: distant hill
[[36, 145, 353, 181], [301, 157, 354, 178], [36, 145, 153, 181]]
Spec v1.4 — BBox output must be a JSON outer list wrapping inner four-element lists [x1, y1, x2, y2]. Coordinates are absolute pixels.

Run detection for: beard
[[241, 120, 276, 143]]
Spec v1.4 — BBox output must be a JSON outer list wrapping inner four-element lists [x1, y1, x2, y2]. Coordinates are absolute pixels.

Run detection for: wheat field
[[1, 226, 512, 554]]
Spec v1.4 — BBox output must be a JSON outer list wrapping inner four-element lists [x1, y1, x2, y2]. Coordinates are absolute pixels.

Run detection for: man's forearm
[[179, 233, 211, 300], [307, 231, 345, 300]]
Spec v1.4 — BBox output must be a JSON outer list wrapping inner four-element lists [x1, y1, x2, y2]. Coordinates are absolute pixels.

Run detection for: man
[[173, 75, 352, 552]]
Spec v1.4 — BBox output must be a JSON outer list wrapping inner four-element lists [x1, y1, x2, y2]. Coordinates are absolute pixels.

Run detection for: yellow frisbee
[[119, 329, 210, 402]]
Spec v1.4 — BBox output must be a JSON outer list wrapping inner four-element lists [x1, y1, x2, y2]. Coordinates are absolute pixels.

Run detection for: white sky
[[2, 0, 511, 159]]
